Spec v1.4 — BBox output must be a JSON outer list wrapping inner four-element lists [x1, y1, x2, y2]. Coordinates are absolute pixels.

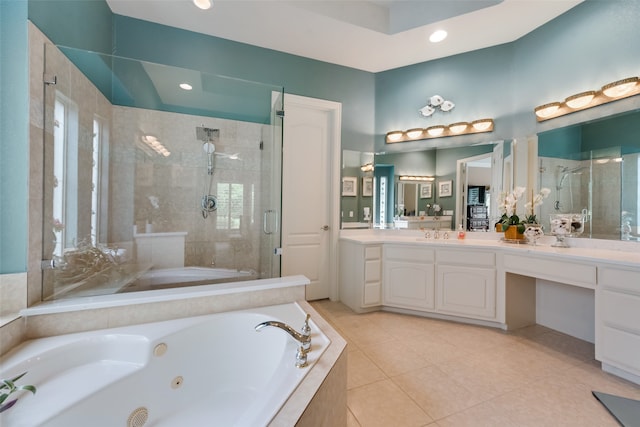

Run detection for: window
[[52, 94, 79, 255], [91, 116, 109, 245], [216, 183, 244, 230]]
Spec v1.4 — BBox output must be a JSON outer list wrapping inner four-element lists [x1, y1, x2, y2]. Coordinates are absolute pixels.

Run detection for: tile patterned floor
[[310, 300, 640, 427]]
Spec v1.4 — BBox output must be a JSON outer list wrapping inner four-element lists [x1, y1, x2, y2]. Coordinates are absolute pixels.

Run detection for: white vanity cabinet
[[596, 265, 640, 382], [383, 245, 435, 310], [338, 240, 382, 313], [435, 249, 497, 320]]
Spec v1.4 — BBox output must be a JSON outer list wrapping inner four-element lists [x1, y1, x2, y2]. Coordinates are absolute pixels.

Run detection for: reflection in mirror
[[41, 43, 284, 301], [341, 150, 374, 228], [373, 142, 510, 231], [537, 110, 640, 241]]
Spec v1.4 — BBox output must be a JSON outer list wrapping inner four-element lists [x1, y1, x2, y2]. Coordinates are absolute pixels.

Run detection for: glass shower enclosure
[[41, 43, 283, 300]]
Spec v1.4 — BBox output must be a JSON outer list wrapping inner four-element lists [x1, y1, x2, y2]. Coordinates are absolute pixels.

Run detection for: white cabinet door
[[384, 260, 435, 310], [436, 265, 496, 320]]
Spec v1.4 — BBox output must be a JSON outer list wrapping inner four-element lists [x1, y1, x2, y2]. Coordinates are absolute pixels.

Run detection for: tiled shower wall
[[29, 22, 275, 304], [111, 106, 269, 272]]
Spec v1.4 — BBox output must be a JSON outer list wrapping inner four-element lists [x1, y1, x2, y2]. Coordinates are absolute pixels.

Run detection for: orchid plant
[[497, 186, 551, 232]]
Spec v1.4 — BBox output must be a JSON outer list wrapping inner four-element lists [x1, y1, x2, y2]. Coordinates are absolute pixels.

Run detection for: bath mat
[[593, 391, 640, 427]]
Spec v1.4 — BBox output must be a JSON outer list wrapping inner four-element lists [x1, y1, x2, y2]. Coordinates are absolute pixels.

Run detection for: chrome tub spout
[[255, 313, 312, 368]]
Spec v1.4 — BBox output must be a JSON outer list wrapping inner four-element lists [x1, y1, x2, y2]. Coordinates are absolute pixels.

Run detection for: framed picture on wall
[[342, 176, 357, 196], [419, 183, 432, 199], [362, 177, 373, 197], [438, 180, 453, 197]]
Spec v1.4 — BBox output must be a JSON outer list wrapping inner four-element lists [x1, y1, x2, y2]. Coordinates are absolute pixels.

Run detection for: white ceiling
[[107, 0, 583, 73]]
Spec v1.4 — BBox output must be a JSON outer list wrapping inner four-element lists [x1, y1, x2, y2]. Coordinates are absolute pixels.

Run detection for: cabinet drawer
[[365, 245, 381, 260], [385, 245, 434, 263], [600, 289, 640, 334], [503, 253, 596, 289], [437, 249, 495, 267], [600, 326, 640, 376], [599, 267, 640, 293], [365, 259, 381, 282]]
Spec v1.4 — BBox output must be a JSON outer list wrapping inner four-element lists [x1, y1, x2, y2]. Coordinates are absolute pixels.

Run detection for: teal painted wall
[[27, 0, 113, 54], [539, 110, 640, 158], [4, 0, 639, 273], [111, 15, 376, 149], [376, 0, 640, 152], [0, 0, 29, 273]]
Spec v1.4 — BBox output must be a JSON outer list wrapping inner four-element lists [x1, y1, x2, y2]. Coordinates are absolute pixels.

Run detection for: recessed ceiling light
[[193, 0, 212, 10], [429, 30, 448, 43], [179, 83, 193, 91]]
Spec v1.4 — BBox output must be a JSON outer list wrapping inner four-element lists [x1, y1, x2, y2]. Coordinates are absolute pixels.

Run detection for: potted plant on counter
[[497, 187, 550, 241]]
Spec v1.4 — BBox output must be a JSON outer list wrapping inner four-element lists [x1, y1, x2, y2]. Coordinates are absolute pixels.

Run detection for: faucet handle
[[300, 313, 312, 352], [301, 313, 311, 335]]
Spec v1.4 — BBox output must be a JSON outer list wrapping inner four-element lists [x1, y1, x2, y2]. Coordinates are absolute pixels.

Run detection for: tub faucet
[[255, 313, 312, 368]]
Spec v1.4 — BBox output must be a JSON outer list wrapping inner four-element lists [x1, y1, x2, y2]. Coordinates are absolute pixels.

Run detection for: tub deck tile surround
[[1, 299, 348, 426], [18, 275, 308, 340]]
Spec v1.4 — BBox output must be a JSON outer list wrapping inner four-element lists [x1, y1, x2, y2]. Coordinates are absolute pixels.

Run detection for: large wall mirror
[[341, 141, 513, 231], [535, 109, 640, 241]]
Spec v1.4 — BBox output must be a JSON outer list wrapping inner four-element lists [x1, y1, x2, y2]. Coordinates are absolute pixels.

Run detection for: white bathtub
[[0, 302, 329, 427]]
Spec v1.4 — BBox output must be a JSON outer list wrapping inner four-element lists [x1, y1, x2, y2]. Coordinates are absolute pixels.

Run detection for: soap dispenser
[[457, 224, 466, 240]]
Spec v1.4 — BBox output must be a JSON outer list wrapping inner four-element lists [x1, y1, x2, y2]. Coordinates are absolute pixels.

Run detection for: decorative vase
[[523, 223, 544, 245], [504, 225, 524, 240]]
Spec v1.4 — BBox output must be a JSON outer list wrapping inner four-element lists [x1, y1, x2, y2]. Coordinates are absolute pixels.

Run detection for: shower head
[[557, 165, 586, 190], [196, 127, 219, 142]]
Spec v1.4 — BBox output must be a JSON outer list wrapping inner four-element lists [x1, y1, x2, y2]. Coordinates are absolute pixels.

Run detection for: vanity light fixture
[[565, 91, 596, 109], [385, 118, 494, 144], [471, 119, 493, 131], [426, 125, 445, 137], [448, 122, 469, 134], [534, 102, 561, 119], [406, 128, 424, 139], [386, 130, 404, 142], [602, 77, 639, 97], [360, 163, 374, 172], [399, 175, 435, 182], [534, 75, 640, 122]]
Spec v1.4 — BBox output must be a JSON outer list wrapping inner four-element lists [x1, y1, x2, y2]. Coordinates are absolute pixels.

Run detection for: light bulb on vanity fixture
[[534, 75, 640, 122], [448, 122, 468, 134], [426, 125, 445, 137]]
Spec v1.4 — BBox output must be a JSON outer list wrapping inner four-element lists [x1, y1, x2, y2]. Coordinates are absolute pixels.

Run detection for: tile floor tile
[[348, 379, 434, 427], [311, 300, 640, 427]]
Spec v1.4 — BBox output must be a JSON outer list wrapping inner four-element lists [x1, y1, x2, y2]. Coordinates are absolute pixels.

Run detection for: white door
[[281, 94, 341, 300]]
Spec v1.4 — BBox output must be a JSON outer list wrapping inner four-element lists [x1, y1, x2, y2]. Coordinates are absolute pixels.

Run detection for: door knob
[[321, 225, 329, 231]]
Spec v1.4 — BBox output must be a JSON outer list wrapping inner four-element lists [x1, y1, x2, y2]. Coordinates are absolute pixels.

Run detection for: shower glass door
[[41, 43, 284, 300]]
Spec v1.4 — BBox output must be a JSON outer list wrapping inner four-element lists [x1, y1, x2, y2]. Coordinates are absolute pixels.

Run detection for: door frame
[[281, 93, 342, 300]]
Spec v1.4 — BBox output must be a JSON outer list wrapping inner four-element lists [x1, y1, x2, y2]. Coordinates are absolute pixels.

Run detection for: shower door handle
[[263, 209, 278, 235]]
